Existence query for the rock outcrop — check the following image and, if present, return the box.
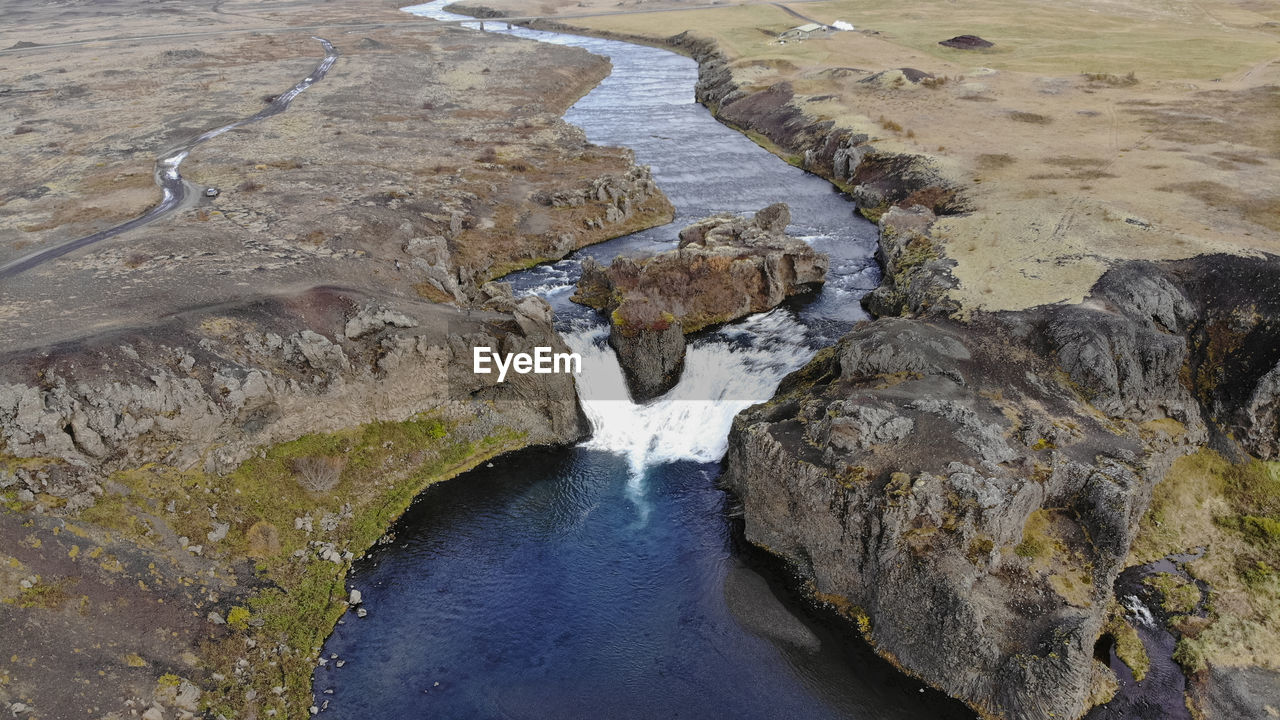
[573,203,827,400]
[939,35,995,50]
[721,253,1280,720]
[862,204,961,318]
[0,286,587,492]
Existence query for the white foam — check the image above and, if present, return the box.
[1122,594,1156,628]
[563,310,810,480]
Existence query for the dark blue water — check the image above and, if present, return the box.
[318,449,973,719]
[314,4,978,718]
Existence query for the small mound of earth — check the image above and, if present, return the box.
[940,35,994,50]
[356,37,387,50]
[7,40,41,49]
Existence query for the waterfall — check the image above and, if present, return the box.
[1122,594,1156,628]
[562,310,813,477]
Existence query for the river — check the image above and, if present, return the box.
[313,4,977,718]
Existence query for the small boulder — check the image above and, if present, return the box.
[752,202,791,234]
[207,522,229,543]
[343,306,418,340]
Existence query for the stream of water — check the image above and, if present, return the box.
[313,4,977,717]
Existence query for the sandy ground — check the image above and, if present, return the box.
[470,0,1280,311]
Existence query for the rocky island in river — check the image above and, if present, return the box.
[573,202,827,400]
[1,0,1278,718]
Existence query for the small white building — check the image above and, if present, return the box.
[781,22,826,40]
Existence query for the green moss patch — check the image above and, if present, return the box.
[1130,450,1280,676]
[1143,572,1201,615]
[57,411,527,718]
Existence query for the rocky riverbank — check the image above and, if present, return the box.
[721,253,1280,719]
[520,19,970,227]
[0,284,587,719]
[572,203,826,400]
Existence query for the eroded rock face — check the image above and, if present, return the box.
[863,205,960,318]
[724,315,1177,720]
[721,253,1280,720]
[0,287,587,495]
[607,319,686,402]
[573,203,827,400]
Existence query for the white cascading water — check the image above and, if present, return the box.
[1122,594,1157,628]
[561,311,810,524]
[562,309,813,474]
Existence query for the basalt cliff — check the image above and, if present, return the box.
[723,215,1280,719]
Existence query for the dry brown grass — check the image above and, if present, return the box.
[1157,181,1280,232]
[78,169,154,195]
[244,521,282,559]
[414,281,455,303]
[1127,87,1280,156]
[976,153,1016,170]
[20,204,123,233]
[1013,508,1095,607]
[291,455,345,493]
[1044,156,1108,168]
[1082,71,1139,86]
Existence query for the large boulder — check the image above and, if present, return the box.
[573,203,827,401]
